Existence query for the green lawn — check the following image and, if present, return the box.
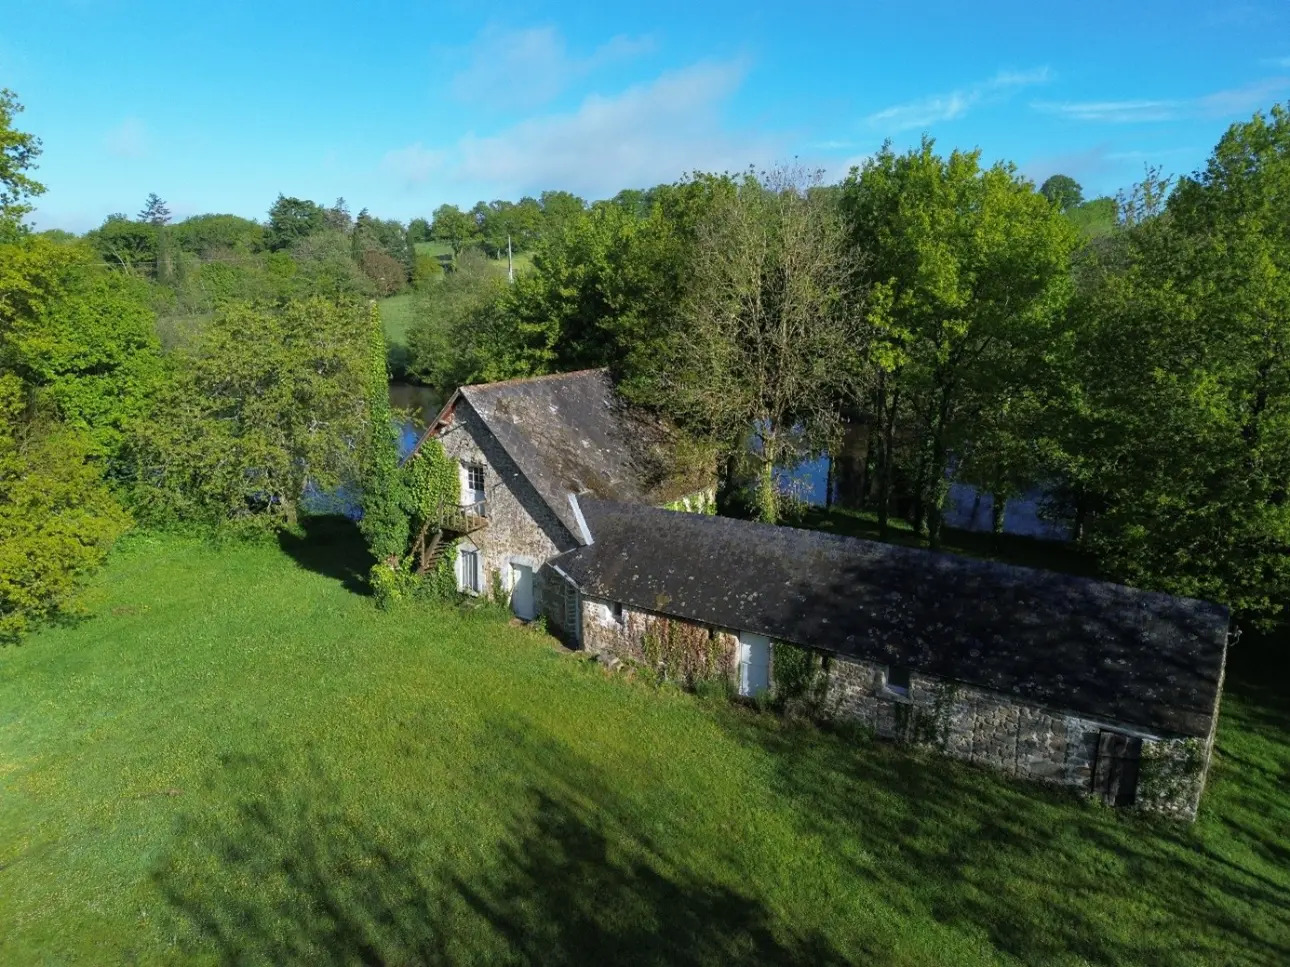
[379,292,419,350]
[1,520,1287,965]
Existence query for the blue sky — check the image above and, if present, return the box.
[5,0,1289,232]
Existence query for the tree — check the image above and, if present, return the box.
[645,168,867,524]
[88,214,157,271]
[1054,106,1290,623]
[325,197,352,233]
[0,238,164,465]
[0,89,45,238]
[1066,196,1117,238]
[0,373,130,641]
[841,139,1078,545]
[1039,174,1084,212]
[405,250,509,389]
[358,248,408,297]
[129,299,372,530]
[430,203,480,256]
[407,217,431,244]
[170,213,264,256]
[539,190,586,227]
[265,194,326,251]
[289,230,374,300]
[138,193,171,225]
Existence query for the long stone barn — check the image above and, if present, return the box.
[547,499,1230,821]
[411,369,1231,821]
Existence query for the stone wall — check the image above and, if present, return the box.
[816,652,1209,821]
[571,595,1211,820]
[579,596,738,684]
[435,399,578,616]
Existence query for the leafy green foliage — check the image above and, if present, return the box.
[128,299,370,531]
[87,215,158,271]
[170,213,264,256]
[0,238,164,464]
[0,374,129,641]
[0,88,44,238]
[1052,105,1290,622]
[1065,197,1116,238]
[359,303,407,567]
[405,251,511,388]
[1039,173,1083,211]
[265,194,327,251]
[430,203,481,256]
[841,138,1079,544]
[138,193,171,226]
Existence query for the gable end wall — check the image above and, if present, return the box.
[435,398,579,612]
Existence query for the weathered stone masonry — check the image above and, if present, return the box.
[574,594,1212,821]
[435,398,578,616]
[817,654,1210,820]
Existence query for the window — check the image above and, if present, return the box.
[612,601,624,625]
[458,547,481,593]
[885,665,911,697]
[465,463,485,499]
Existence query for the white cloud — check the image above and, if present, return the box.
[1033,77,1290,123]
[866,67,1051,132]
[104,117,148,158]
[388,59,782,199]
[450,25,655,109]
[380,143,445,186]
[1032,99,1181,123]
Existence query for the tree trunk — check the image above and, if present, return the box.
[990,491,1006,550]
[877,380,899,538]
[756,429,779,525]
[925,381,953,550]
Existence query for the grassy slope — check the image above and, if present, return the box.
[379,292,419,351]
[1,521,1287,966]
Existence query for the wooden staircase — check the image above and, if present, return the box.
[413,500,489,574]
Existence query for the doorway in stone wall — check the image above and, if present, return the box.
[510,563,535,620]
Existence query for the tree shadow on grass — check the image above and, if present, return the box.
[276,515,375,597]
[154,738,850,966]
[707,633,1290,967]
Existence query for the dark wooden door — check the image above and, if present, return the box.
[1093,731,1142,806]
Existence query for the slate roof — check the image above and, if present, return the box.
[413,369,710,540]
[553,498,1230,738]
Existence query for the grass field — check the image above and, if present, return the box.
[1,520,1287,965]
[379,292,419,350]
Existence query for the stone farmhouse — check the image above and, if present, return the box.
[410,369,1231,821]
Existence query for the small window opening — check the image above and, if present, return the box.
[886,665,911,697]
[612,602,624,625]
[465,463,486,500]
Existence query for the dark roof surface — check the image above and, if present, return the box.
[424,369,708,539]
[554,499,1230,738]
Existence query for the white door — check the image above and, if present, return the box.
[510,564,535,620]
[738,633,771,697]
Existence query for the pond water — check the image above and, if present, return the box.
[388,382,444,457]
[779,452,1071,541]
